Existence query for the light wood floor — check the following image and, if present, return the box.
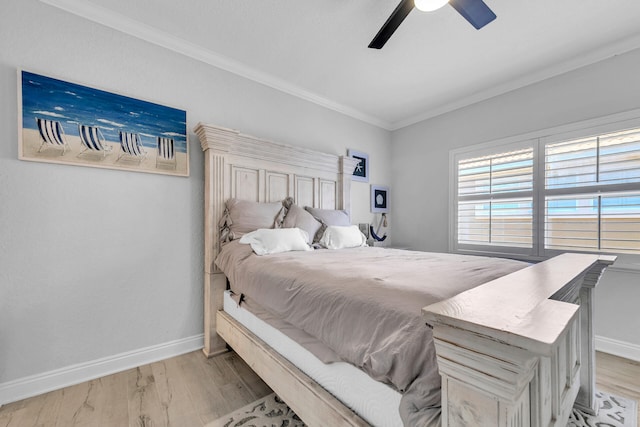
[595,351,640,424]
[0,351,637,426]
[0,351,271,427]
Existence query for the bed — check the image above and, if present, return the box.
[194,122,615,427]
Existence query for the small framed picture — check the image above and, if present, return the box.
[371,185,389,213]
[348,149,369,182]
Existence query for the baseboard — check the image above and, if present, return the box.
[2,333,634,407]
[0,334,204,405]
[596,335,640,362]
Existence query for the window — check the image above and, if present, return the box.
[544,128,640,255]
[457,147,533,252]
[452,120,640,259]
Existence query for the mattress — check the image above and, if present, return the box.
[223,290,403,427]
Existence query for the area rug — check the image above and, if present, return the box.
[208,391,637,427]
[208,393,305,427]
[568,391,637,427]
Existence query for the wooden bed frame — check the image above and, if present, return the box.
[195,122,615,427]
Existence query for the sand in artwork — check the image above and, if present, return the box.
[21,128,188,176]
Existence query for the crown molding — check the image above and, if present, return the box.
[38,0,640,133]
[392,32,640,131]
[39,0,393,130]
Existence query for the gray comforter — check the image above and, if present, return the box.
[216,242,528,426]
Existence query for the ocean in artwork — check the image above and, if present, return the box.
[21,70,187,153]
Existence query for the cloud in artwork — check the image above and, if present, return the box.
[33,110,66,118]
[97,118,125,128]
[162,131,186,138]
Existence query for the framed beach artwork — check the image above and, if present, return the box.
[347,149,369,182]
[18,69,188,176]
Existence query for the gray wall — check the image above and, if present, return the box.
[1,0,638,399]
[391,47,640,355]
[0,0,390,386]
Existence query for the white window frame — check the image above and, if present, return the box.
[449,109,640,264]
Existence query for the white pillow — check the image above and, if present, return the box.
[239,228,312,256]
[319,225,367,250]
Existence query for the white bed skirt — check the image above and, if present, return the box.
[223,290,403,427]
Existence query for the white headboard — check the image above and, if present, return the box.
[194,122,359,355]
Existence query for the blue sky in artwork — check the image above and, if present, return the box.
[21,71,187,153]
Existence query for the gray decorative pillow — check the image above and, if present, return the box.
[282,204,322,245]
[220,198,285,242]
[304,206,351,242]
[304,206,351,226]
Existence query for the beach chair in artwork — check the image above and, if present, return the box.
[35,117,70,154]
[77,124,113,158]
[155,137,176,168]
[117,131,147,163]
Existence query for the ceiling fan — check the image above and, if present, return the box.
[369,0,496,49]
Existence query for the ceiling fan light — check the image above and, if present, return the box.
[414,0,449,12]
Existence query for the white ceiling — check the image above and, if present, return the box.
[42,0,640,130]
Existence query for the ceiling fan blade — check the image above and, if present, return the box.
[368,0,415,49]
[449,0,496,30]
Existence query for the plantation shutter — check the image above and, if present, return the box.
[544,128,640,254]
[456,147,534,250]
